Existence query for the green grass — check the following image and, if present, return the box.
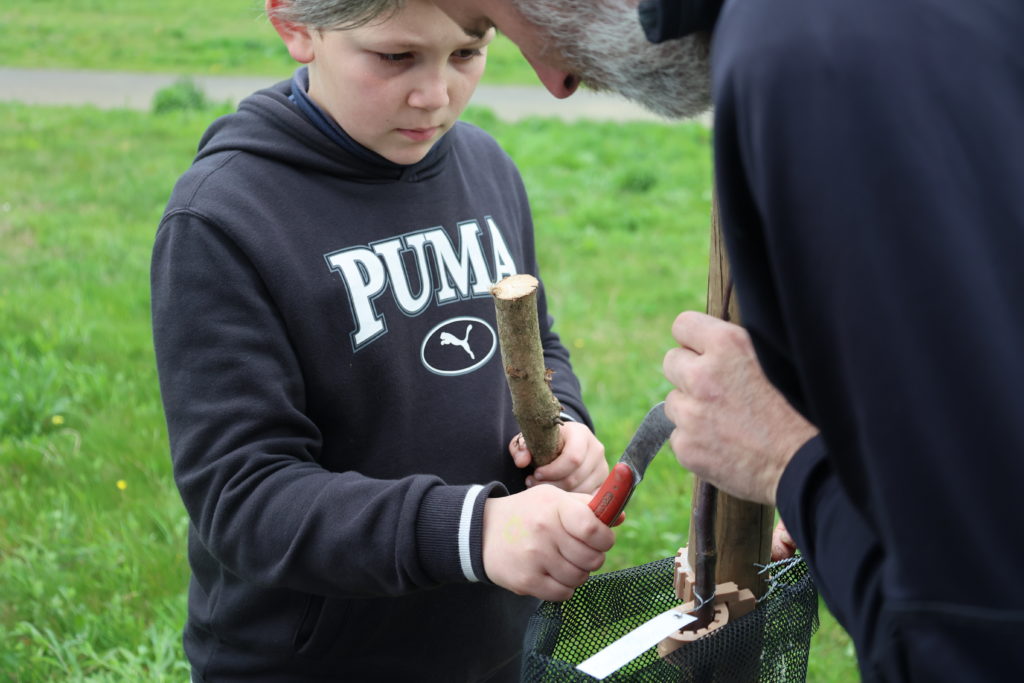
[0,100,857,680]
[0,102,206,680]
[0,0,537,85]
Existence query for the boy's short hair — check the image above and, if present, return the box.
[268,0,404,30]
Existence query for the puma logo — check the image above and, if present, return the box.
[420,316,496,377]
[440,324,475,359]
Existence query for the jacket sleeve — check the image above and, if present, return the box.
[151,210,501,599]
[775,437,883,662]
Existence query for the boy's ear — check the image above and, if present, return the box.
[266,0,315,64]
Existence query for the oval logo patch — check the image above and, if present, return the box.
[420,316,497,376]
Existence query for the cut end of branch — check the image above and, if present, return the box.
[491,273,539,301]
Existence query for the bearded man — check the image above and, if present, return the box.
[430,0,1024,680]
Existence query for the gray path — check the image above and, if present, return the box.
[0,66,710,125]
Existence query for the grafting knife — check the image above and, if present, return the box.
[588,402,675,526]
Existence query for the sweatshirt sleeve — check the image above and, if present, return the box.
[152,210,502,598]
[498,145,592,430]
[775,436,883,660]
[536,279,591,428]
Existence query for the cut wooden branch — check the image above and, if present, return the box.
[491,274,563,467]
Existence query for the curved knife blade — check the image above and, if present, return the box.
[588,402,675,525]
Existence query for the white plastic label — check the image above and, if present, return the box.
[575,608,697,680]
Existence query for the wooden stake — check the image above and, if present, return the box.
[491,274,563,467]
[687,191,775,598]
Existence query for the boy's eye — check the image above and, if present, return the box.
[452,49,483,61]
[376,52,413,64]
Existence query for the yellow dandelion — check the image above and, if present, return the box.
[573,338,585,349]
[116,480,128,491]
[51,415,65,426]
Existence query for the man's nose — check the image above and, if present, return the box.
[521,52,579,99]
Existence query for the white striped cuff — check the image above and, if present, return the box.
[458,484,485,582]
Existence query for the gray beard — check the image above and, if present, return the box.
[515,0,712,119]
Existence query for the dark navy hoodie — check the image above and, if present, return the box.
[151,75,589,681]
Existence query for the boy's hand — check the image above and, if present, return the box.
[509,422,609,494]
[482,485,614,602]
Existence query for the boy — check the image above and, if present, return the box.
[151,0,613,679]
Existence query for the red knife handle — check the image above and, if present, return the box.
[588,462,635,526]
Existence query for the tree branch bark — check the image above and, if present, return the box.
[491,274,563,467]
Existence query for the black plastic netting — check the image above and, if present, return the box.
[522,556,818,682]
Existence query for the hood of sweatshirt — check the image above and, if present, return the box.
[193,74,455,184]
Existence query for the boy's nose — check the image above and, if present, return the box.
[409,74,451,110]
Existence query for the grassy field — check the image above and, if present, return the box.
[0,0,537,85]
[0,98,858,680]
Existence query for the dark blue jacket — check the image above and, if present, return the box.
[650,0,1024,679]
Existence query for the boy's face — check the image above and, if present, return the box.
[286,0,494,165]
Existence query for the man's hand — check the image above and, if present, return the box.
[482,485,614,602]
[509,422,609,494]
[771,519,798,561]
[662,311,818,506]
